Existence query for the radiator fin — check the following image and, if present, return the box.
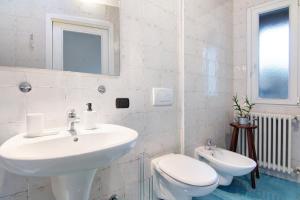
[238,113,292,174]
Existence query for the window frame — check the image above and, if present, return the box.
[46,14,114,74]
[247,0,299,105]
[52,22,109,74]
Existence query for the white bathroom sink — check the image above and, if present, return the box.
[0,124,138,177]
[0,124,138,200]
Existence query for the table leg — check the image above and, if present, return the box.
[250,130,260,178]
[247,130,256,189]
[230,127,239,152]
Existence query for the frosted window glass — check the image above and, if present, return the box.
[63,31,102,74]
[258,8,289,99]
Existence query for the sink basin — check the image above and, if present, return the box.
[0,124,138,176]
[0,124,138,200]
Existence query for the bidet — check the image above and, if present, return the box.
[195,146,256,186]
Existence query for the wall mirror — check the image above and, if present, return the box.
[0,0,120,75]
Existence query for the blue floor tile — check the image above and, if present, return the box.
[194,174,300,200]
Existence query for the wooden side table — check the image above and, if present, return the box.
[230,122,260,189]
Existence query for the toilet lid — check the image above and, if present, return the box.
[158,154,218,186]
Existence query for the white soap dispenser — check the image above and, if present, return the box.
[83,103,97,130]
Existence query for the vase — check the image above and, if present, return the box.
[238,117,249,125]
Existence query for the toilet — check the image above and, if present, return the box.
[151,154,219,200]
[195,146,256,186]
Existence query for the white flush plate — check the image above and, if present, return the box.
[152,88,173,106]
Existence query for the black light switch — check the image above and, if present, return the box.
[116,98,130,109]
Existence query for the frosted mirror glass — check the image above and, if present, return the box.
[63,31,102,74]
[0,0,120,76]
[258,8,289,99]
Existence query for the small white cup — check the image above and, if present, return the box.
[26,113,45,138]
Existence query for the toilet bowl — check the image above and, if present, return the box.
[151,154,219,200]
[195,146,256,186]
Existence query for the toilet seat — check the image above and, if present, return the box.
[156,154,218,187]
[152,154,219,200]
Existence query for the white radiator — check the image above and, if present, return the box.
[238,113,293,173]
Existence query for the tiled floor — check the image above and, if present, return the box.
[195,174,300,200]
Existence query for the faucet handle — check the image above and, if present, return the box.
[206,138,216,150]
[68,109,77,118]
[206,138,214,146]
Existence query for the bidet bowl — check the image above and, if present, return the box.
[195,146,256,186]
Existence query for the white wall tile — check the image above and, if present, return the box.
[0,0,179,199]
[0,87,26,124]
[184,0,233,155]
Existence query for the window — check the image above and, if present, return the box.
[259,8,289,99]
[248,0,298,105]
[63,31,102,74]
[46,14,114,75]
[52,21,109,74]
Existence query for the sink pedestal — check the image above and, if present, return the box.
[51,169,97,200]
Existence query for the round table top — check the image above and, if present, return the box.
[230,122,257,129]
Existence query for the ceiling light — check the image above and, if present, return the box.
[81,0,120,7]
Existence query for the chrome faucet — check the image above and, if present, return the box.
[67,109,80,136]
[206,138,216,151]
